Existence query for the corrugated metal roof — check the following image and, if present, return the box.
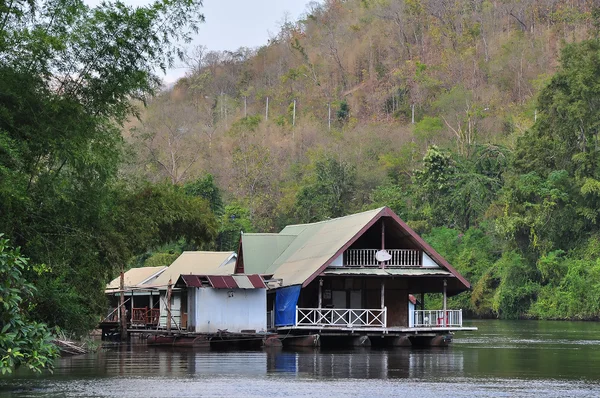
[322,268,453,277]
[177,274,266,289]
[180,274,203,288]
[207,275,236,289]
[151,251,235,288]
[105,266,167,291]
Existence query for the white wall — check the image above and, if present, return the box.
[422,252,440,268]
[159,291,181,328]
[408,301,415,328]
[189,288,266,333]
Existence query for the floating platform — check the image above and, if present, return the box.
[144,330,273,349]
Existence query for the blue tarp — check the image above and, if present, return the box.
[275,285,301,326]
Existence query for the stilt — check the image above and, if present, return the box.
[119,270,127,341]
[443,279,447,326]
[166,279,173,334]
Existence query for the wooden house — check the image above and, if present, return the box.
[105,266,166,327]
[236,207,476,346]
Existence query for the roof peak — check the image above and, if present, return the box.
[283,207,386,229]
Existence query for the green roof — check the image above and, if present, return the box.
[240,233,297,274]
[242,208,384,286]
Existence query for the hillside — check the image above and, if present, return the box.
[123,0,600,320]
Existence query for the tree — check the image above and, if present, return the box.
[295,156,356,223]
[217,204,254,251]
[0,236,58,374]
[184,174,225,216]
[0,0,209,334]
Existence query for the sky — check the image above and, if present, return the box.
[86,0,318,83]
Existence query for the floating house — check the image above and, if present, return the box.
[174,274,267,333]
[149,251,237,330]
[105,266,166,327]
[236,207,476,346]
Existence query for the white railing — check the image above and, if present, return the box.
[344,249,422,267]
[296,306,387,328]
[411,310,462,328]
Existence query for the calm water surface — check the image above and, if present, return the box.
[2,320,600,397]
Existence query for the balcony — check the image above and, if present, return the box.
[296,307,387,328]
[281,307,464,330]
[411,310,462,328]
[344,249,422,267]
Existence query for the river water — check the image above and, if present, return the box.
[2,320,600,397]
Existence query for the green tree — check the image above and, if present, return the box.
[218,204,254,251]
[0,0,208,334]
[295,156,356,223]
[0,236,58,374]
[184,174,225,216]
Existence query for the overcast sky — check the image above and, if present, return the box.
[86,0,318,83]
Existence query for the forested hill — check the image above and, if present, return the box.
[126,0,600,321]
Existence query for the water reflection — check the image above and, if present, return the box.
[3,320,600,397]
[268,348,464,379]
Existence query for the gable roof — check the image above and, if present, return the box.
[105,266,167,291]
[239,233,297,274]
[150,251,236,288]
[237,207,470,292]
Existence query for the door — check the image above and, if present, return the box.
[349,290,363,325]
[332,290,346,324]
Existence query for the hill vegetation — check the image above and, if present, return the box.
[126,0,600,320]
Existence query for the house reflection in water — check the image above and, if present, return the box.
[267,349,465,379]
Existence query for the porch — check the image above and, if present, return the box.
[277,307,473,333]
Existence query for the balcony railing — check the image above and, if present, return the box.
[131,307,160,326]
[411,310,462,328]
[344,249,422,267]
[296,306,387,328]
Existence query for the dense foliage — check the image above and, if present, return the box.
[0,0,215,372]
[0,236,58,374]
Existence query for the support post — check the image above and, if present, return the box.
[380,221,385,269]
[166,279,173,334]
[130,291,135,323]
[381,281,385,309]
[318,278,323,309]
[119,270,127,341]
[443,279,447,327]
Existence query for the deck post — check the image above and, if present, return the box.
[380,221,385,269]
[318,278,323,309]
[443,279,447,327]
[381,281,385,309]
[119,270,127,341]
[166,279,172,333]
[130,291,134,323]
